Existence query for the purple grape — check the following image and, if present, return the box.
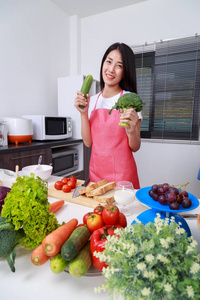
[152,193,159,201]
[166,192,177,203]
[157,186,166,195]
[179,190,188,198]
[169,187,179,195]
[169,202,179,210]
[182,197,192,208]
[152,184,159,192]
[149,189,154,197]
[162,183,170,191]
[158,195,167,205]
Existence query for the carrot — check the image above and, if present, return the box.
[42,218,78,256]
[49,200,65,213]
[31,244,51,266]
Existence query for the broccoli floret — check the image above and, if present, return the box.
[108,92,145,127]
[0,215,24,272]
[0,228,18,257]
[0,216,24,257]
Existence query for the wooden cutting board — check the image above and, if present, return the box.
[48,180,115,208]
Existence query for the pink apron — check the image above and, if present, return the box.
[89,90,140,189]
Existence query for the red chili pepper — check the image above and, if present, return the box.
[90,227,115,271]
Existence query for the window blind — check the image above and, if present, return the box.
[132,35,200,141]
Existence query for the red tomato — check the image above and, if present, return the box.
[117,213,127,228]
[67,180,76,189]
[54,181,64,190]
[69,176,77,183]
[94,204,104,216]
[61,177,69,184]
[83,212,93,224]
[62,184,72,193]
[87,213,104,232]
[104,224,122,230]
[102,204,120,225]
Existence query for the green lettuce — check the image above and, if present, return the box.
[1,174,59,249]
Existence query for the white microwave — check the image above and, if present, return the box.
[23,115,72,140]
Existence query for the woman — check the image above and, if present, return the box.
[74,43,142,189]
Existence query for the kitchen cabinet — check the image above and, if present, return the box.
[0,139,88,179]
[0,148,52,172]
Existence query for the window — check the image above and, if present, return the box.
[132,35,200,141]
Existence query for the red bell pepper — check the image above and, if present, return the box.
[90,227,115,271]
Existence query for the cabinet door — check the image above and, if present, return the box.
[0,148,52,172]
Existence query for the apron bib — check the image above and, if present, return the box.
[89,91,140,189]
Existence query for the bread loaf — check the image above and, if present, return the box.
[93,189,115,203]
[79,179,108,195]
[87,182,116,197]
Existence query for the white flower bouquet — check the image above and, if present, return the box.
[94,214,200,300]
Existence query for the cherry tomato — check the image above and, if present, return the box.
[117,212,127,228]
[87,213,104,232]
[83,212,93,224]
[62,184,72,193]
[69,176,77,183]
[102,204,120,225]
[67,180,76,189]
[94,204,104,216]
[61,177,69,184]
[54,181,64,190]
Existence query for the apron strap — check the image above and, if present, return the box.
[93,88,123,111]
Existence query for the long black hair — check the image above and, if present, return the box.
[100,42,137,93]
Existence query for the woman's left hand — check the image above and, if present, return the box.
[120,108,139,132]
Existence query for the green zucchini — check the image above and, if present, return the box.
[68,241,92,278]
[61,226,91,261]
[79,74,93,109]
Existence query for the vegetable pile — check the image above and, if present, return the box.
[108,92,145,127]
[1,178,128,277]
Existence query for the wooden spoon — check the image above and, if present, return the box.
[15,165,19,179]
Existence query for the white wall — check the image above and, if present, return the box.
[0,0,70,118]
[80,0,200,197]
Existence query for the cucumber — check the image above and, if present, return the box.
[79,74,93,109]
[50,253,69,274]
[61,226,91,261]
[68,242,92,278]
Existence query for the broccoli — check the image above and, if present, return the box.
[108,92,145,127]
[0,215,24,272]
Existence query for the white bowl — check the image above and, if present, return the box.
[22,165,53,181]
[1,178,16,188]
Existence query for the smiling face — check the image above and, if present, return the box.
[102,49,124,90]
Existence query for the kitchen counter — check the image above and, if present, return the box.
[0,176,200,300]
[0,138,83,154]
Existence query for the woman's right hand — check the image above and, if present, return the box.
[74,91,90,113]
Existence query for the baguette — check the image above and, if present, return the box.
[87,182,116,197]
[79,179,108,195]
[93,189,115,203]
